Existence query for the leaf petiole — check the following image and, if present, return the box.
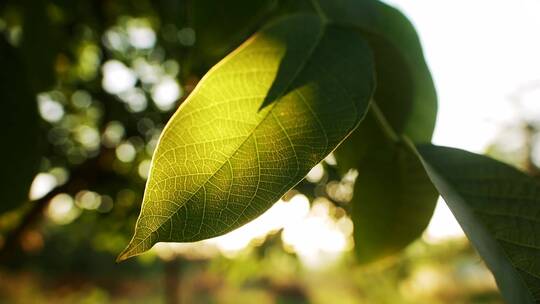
[370,101,400,143]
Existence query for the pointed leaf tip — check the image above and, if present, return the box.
[116,244,137,263]
[115,249,130,263]
[115,252,128,263]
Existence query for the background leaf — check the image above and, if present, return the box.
[418,144,540,304]
[318,0,439,263]
[118,14,375,261]
[317,0,437,141]
[341,114,438,263]
[0,37,42,213]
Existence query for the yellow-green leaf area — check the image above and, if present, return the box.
[118,14,375,261]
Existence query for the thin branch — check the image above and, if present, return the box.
[370,102,400,143]
[310,0,328,22]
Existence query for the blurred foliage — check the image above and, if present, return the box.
[0,238,503,303]
[0,35,42,213]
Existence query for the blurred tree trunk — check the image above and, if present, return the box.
[164,258,182,304]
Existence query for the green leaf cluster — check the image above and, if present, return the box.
[108,1,540,302]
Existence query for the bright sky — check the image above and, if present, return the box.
[385,0,540,240]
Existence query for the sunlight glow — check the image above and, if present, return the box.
[102,121,125,148]
[102,60,137,94]
[138,159,151,179]
[116,142,136,163]
[423,198,464,243]
[38,94,64,123]
[49,167,69,186]
[324,152,337,166]
[152,194,353,268]
[75,125,100,151]
[29,173,57,200]
[153,195,309,260]
[282,198,353,269]
[127,24,156,49]
[385,0,540,152]
[305,163,324,183]
[151,77,181,111]
[211,194,310,256]
[103,27,129,52]
[75,190,101,210]
[133,58,161,84]
[119,87,148,112]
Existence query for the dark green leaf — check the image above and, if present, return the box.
[118,14,375,261]
[318,0,438,263]
[418,144,540,304]
[336,111,437,263]
[171,0,279,76]
[316,0,437,140]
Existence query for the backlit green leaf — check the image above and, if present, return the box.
[418,145,540,304]
[0,37,42,213]
[118,14,375,261]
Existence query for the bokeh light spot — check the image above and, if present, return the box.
[151,77,181,111]
[127,23,156,49]
[38,94,64,123]
[138,159,151,179]
[47,193,81,225]
[102,121,125,148]
[102,60,137,94]
[29,173,57,200]
[116,142,137,162]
